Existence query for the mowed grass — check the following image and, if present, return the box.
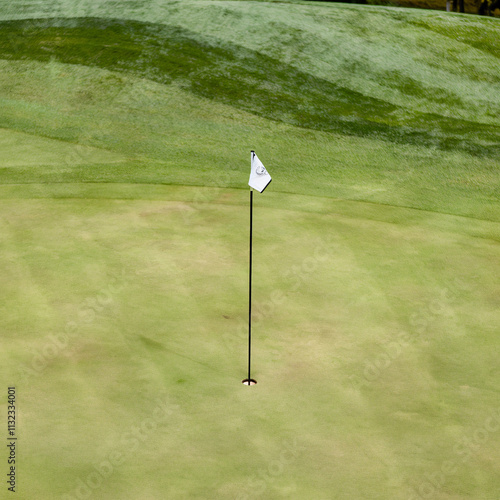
[0,1,499,499]
[3,192,499,499]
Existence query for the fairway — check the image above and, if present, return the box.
[0,1,499,499]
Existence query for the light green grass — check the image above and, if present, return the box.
[3,194,498,499]
[0,1,499,499]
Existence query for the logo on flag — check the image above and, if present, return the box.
[249,151,272,193]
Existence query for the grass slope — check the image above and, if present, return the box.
[0,1,499,499]
[1,15,499,158]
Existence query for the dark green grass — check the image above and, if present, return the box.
[410,15,500,59]
[1,17,500,157]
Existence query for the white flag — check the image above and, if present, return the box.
[248,151,272,193]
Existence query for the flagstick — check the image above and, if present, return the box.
[248,188,253,384]
[243,188,256,385]
[243,148,268,387]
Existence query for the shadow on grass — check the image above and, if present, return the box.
[0,17,499,158]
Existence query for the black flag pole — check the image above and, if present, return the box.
[247,188,254,383]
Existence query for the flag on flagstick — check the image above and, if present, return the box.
[249,151,272,193]
[243,150,272,387]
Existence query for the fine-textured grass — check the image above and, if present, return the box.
[0,1,499,500]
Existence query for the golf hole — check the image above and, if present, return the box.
[242,378,257,386]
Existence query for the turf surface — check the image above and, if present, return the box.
[0,1,499,499]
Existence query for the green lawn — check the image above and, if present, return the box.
[0,1,499,499]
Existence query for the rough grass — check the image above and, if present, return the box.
[0,1,499,499]
[0,60,498,221]
[1,11,500,157]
